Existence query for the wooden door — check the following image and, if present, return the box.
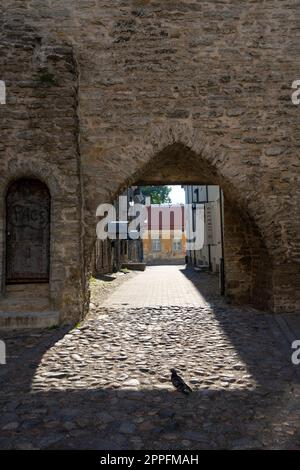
[6,179,50,283]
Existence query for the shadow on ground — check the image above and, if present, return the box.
[0,268,299,450]
[1,387,299,450]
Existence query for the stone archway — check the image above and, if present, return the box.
[0,1,299,327]
[129,141,274,311]
[83,131,276,315]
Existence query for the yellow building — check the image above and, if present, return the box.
[142,205,186,264]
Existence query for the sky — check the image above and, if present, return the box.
[169,185,185,204]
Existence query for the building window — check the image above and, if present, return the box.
[173,240,182,252]
[152,239,161,252]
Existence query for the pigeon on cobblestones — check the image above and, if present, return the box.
[170,368,193,395]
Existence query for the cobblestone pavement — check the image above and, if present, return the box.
[89,270,138,313]
[102,265,223,308]
[0,268,299,450]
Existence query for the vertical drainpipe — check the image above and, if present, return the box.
[192,185,196,266]
[116,198,120,271]
[205,185,212,271]
[219,187,225,295]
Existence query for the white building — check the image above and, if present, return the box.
[183,185,224,274]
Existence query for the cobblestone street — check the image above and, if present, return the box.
[0,266,299,450]
[102,265,223,308]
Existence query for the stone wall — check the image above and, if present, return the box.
[0,31,85,323]
[0,1,299,321]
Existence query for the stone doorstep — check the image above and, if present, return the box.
[5,283,50,298]
[0,310,59,329]
[0,284,51,312]
[121,262,146,271]
[0,300,51,312]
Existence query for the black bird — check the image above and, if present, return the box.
[170,368,193,395]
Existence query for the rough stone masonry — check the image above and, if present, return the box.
[0,1,299,324]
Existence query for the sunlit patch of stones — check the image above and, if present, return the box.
[0,304,298,450]
[32,306,260,392]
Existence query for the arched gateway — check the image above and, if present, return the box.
[0,1,299,326]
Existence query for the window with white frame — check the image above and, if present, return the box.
[172,239,182,252]
[152,239,161,252]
